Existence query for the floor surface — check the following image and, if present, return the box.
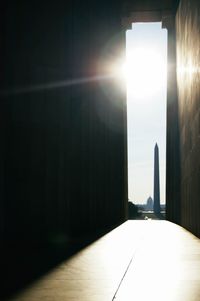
[6,221,200,301]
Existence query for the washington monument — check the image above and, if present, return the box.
[153,143,161,214]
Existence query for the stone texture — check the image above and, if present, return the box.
[176,0,200,237]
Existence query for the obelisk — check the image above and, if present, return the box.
[153,143,161,214]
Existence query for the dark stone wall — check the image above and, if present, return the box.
[0,0,128,245]
[166,15,181,225]
[176,0,200,237]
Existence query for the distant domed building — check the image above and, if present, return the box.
[146,196,153,211]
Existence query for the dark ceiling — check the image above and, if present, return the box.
[124,0,179,13]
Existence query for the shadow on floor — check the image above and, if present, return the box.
[1,226,116,300]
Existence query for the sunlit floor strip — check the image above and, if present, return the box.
[115,221,200,301]
[7,221,200,301]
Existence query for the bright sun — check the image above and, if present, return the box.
[123,47,166,100]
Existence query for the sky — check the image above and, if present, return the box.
[126,22,167,205]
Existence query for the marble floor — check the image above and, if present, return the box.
[5,221,200,301]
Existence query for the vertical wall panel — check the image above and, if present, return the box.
[166,17,181,224]
[0,0,127,245]
[176,0,200,237]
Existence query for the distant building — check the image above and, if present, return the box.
[146,196,153,211]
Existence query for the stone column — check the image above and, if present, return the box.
[163,14,181,224]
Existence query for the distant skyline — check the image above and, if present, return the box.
[126,22,167,204]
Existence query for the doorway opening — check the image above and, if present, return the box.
[126,22,167,220]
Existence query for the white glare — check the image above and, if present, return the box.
[124,47,166,100]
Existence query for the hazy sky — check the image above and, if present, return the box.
[126,23,167,204]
